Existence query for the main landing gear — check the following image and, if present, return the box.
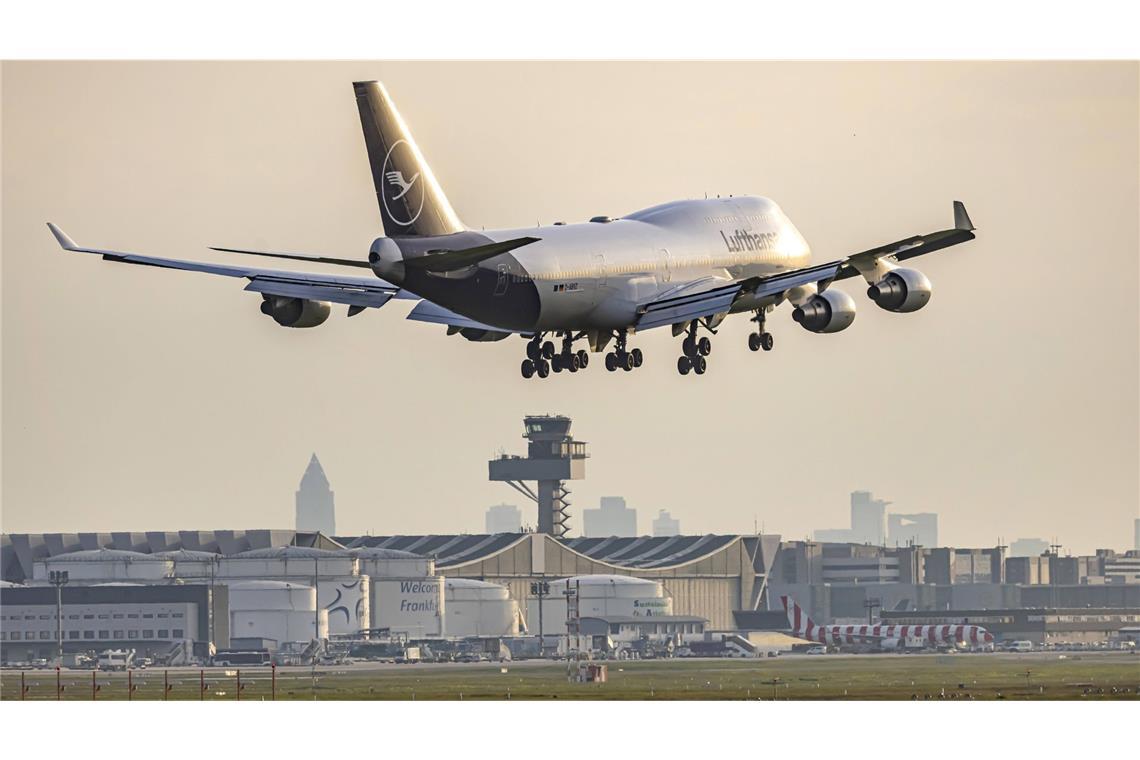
[521,332,591,379]
[604,331,643,373]
[748,309,775,353]
[676,320,713,376]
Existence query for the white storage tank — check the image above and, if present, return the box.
[317,577,370,636]
[32,549,172,584]
[444,578,519,637]
[525,575,672,633]
[228,580,328,644]
[353,547,443,636]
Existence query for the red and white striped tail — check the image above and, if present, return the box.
[781,595,817,640]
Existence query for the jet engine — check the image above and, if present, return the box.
[792,289,856,333]
[260,296,332,328]
[867,268,932,313]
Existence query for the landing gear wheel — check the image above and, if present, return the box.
[541,341,555,360]
[521,359,536,378]
[760,332,774,351]
[693,355,707,375]
[622,352,635,371]
[536,359,550,378]
[576,349,589,369]
[677,356,692,375]
[551,354,563,373]
[605,353,618,372]
[568,353,581,372]
[748,333,762,352]
[631,348,643,367]
[682,336,697,358]
[527,341,541,361]
[698,336,712,356]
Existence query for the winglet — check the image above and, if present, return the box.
[953,201,975,232]
[47,222,79,251]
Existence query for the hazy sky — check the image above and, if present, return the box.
[2,62,1137,553]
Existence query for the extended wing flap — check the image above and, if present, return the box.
[245,278,397,309]
[635,280,742,331]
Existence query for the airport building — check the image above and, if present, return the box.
[0,583,225,664]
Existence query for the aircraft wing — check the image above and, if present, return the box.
[48,223,402,311]
[635,261,842,331]
[405,299,522,333]
[833,200,976,281]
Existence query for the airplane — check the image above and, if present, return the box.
[780,595,994,651]
[48,80,977,379]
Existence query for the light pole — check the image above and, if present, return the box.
[49,570,69,665]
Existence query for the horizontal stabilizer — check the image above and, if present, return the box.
[403,237,540,273]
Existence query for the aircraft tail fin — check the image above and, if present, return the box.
[353,81,465,238]
[780,595,817,638]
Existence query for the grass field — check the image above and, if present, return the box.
[3,652,1138,701]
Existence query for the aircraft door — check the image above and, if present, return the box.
[493,263,509,296]
[658,248,672,284]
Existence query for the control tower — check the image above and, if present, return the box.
[488,415,588,537]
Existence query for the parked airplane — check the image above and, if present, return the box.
[781,595,994,650]
[49,81,977,379]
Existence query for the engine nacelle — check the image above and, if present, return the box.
[260,296,332,328]
[792,289,856,333]
[867,268,932,313]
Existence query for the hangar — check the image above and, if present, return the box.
[341,533,781,629]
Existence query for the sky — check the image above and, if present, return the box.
[2,61,1137,554]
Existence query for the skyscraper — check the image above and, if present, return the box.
[850,491,888,545]
[1010,538,1051,557]
[888,513,938,547]
[485,503,522,534]
[295,453,335,536]
[652,509,680,537]
[582,496,637,537]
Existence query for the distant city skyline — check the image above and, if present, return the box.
[296,453,335,536]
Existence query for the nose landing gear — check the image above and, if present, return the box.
[748,309,774,352]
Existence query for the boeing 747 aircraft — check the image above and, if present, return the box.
[49,81,977,379]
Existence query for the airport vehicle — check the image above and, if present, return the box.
[805,646,829,655]
[1007,640,1035,652]
[48,81,977,379]
[211,649,272,667]
[781,596,995,651]
[97,649,134,671]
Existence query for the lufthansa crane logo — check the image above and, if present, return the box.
[381,139,425,227]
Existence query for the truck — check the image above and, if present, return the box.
[97,649,134,671]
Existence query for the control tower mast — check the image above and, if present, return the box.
[488,415,588,537]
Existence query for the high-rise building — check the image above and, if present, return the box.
[652,510,680,537]
[582,496,637,537]
[850,491,888,545]
[1009,538,1050,557]
[485,504,522,534]
[888,513,938,547]
[295,453,335,536]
